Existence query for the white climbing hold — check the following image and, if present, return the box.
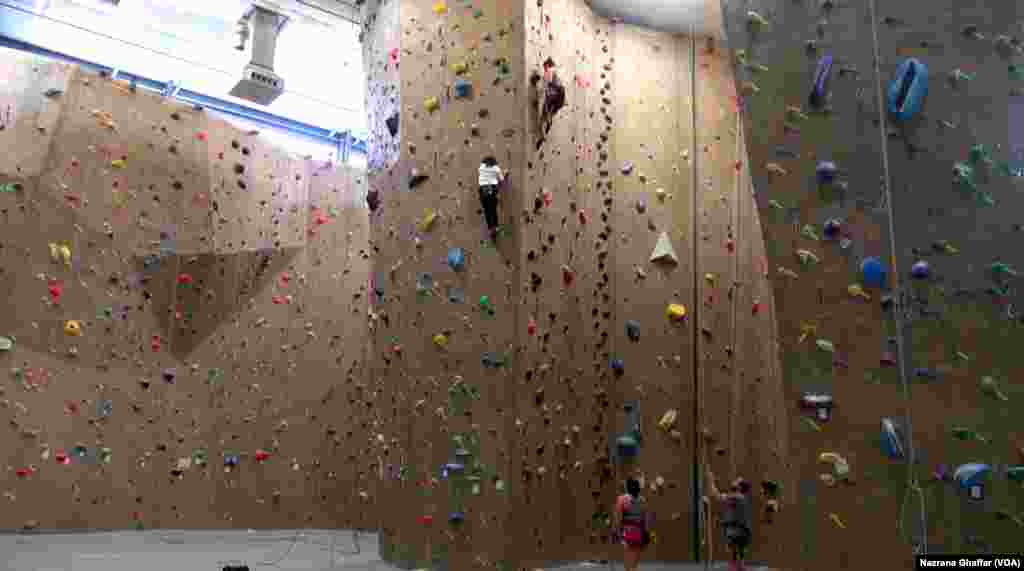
[650,232,678,265]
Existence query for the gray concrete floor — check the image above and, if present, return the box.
[0,530,772,571]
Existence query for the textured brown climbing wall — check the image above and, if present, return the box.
[0,59,375,531]
[717,0,1024,568]
[365,0,526,568]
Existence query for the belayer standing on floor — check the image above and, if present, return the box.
[706,467,753,571]
[531,57,567,150]
[478,155,504,240]
[613,477,650,571]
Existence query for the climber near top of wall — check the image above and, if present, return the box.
[613,477,651,571]
[478,155,505,241]
[531,57,567,150]
[706,467,753,571]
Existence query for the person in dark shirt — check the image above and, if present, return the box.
[531,57,566,150]
[706,467,752,571]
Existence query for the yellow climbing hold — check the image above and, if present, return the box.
[110,159,126,169]
[704,273,716,284]
[847,284,870,300]
[418,208,438,232]
[747,11,770,29]
[63,320,82,337]
[666,304,687,321]
[786,105,809,121]
[798,322,817,343]
[657,409,678,431]
[424,96,440,113]
[819,452,850,477]
[432,333,449,348]
[828,513,846,529]
[49,242,72,267]
[432,1,447,15]
[451,62,468,75]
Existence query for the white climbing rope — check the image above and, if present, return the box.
[866,0,928,556]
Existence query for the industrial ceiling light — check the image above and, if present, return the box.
[228,3,288,105]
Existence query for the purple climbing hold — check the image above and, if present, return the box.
[911,260,930,279]
[823,218,841,239]
[162,368,176,383]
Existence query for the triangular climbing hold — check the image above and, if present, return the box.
[650,232,678,264]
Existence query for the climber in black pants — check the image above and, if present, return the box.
[478,156,504,240]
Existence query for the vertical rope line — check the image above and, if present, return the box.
[689,23,704,565]
[729,63,742,486]
[866,0,926,556]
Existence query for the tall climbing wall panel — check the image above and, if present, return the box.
[365,0,527,568]
[0,58,375,531]
[363,0,789,568]
[718,0,1024,568]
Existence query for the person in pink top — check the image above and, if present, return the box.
[612,478,649,571]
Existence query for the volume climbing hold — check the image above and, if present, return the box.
[888,59,928,122]
[809,55,833,108]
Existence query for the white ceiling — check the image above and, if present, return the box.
[9,0,367,132]
[587,0,723,38]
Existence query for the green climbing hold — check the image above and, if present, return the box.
[0,336,13,352]
[979,376,1009,401]
[815,339,835,352]
[1007,466,1024,483]
[951,426,987,443]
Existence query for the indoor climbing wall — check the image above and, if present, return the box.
[718,0,1024,568]
[0,58,376,531]
[364,0,790,568]
[364,0,526,568]
[694,2,792,563]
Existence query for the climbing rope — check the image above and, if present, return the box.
[867,0,928,556]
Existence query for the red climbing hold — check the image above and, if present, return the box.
[254,449,271,463]
[176,273,193,285]
[15,468,32,478]
[726,239,735,253]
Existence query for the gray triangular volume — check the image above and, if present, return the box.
[650,231,678,264]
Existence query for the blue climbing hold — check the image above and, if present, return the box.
[611,358,625,375]
[910,260,930,279]
[454,79,472,99]
[953,463,991,495]
[447,248,465,271]
[888,58,928,122]
[816,161,838,184]
[861,257,887,288]
[880,418,905,460]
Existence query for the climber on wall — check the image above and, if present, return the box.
[531,57,566,150]
[613,477,650,571]
[478,155,505,240]
[705,467,753,571]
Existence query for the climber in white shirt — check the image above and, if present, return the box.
[478,156,505,240]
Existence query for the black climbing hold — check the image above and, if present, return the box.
[386,112,399,137]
